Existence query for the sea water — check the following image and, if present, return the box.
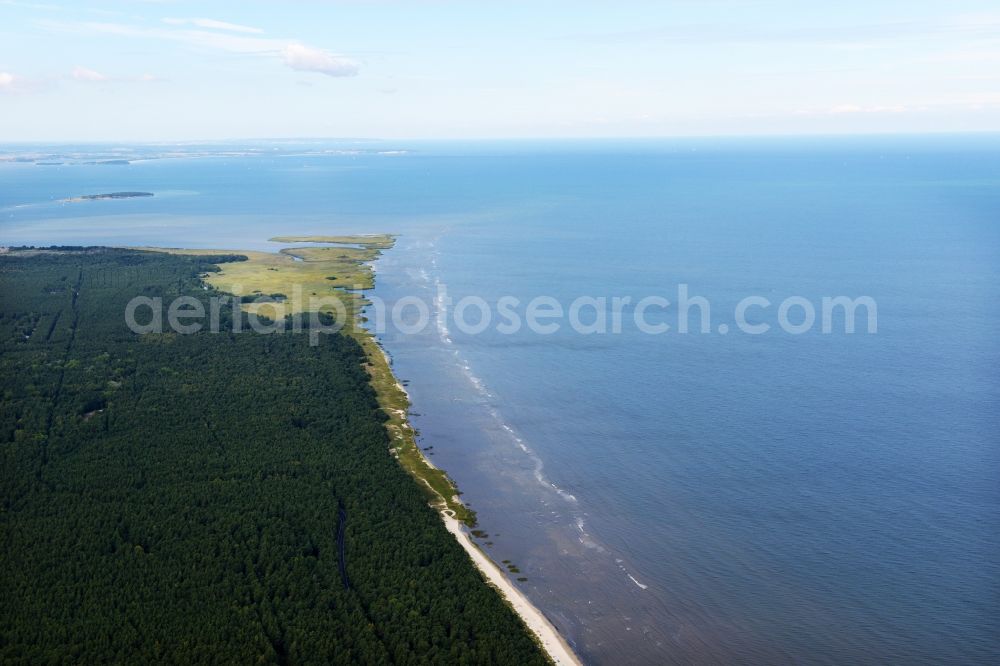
[2,136,998,664]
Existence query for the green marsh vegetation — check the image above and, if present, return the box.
[144,236,476,526]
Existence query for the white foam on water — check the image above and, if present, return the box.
[627,575,649,590]
[615,558,649,590]
[490,408,579,505]
[433,277,452,345]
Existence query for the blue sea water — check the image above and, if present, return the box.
[2,137,999,664]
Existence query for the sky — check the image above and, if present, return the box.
[1,0,999,141]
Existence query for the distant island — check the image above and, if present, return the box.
[63,191,154,202]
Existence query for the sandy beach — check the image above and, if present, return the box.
[352,263,581,664]
[440,511,582,665]
[379,347,582,664]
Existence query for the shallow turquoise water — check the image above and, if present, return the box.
[3,137,998,663]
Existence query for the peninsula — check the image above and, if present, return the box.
[0,244,550,663]
[142,235,581,665]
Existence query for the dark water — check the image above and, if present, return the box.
[3,137,998,664]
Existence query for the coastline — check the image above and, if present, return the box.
[144,237,582,666]
[372,339,582,666]
[353,245,581,665]
[440,510,582,666]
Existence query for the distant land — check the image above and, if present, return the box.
[62,192,154,203]
[0,142,411,167]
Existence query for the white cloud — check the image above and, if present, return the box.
[802,94,1000,117]
[162,17,263,34]
[923,48,1000,64]
[42,21,360,78]
[72,65,107,82]
[829,104,907,115]
[0,71,32,94]
[169,29,281,54]
[0,0,58,10]
[282,44,358,77]
[949,11,1000,31]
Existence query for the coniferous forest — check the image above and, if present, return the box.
[0,249,546,665]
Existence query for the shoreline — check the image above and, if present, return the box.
[371,339,582,665]
[144,238,582,665]
[440,509,582,665]
[356,248,582,665]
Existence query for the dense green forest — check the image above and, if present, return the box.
[0,249,546,665]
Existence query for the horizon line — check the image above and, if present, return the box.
[3,129,1000,146]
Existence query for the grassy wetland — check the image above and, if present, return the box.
[144,235,476,526]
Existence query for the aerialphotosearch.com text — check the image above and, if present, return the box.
[125,283,878,344]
